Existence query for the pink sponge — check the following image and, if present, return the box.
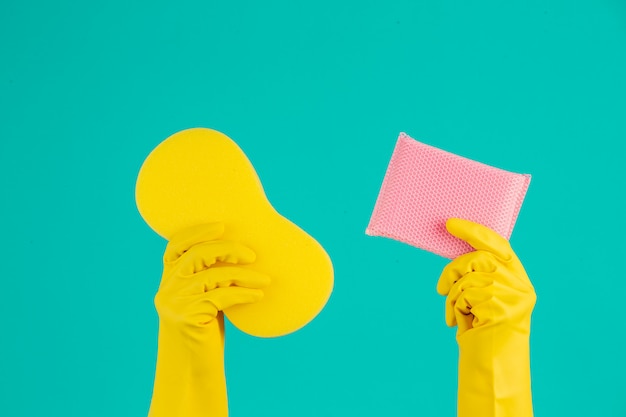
[366,133,531,259]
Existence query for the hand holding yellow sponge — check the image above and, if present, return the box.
[437,218,536,417]
[136,128,334,337]
[149,223,268,417]
[137,128,334,417]
[155,222,270,336]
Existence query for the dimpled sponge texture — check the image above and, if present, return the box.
[366,133,531,259]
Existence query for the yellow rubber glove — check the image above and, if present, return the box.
[437,218,536,417]
[148,223,270,417]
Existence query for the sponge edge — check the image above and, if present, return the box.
[135,128,334,337]
[366,133,531,259]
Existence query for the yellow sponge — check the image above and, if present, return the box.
[135,128,333,337]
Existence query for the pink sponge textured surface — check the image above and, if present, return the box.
[366,133,531,259]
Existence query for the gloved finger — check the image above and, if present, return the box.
[455,286,496,330]
[183,293,220,326]
[445,272,493,327]
[456,310,474,335]
[194,266,271,292]
[164,223,225,263]
[205,287,264,311]
[176,240,256,276]
[446,218,513,261]
[437,251,498,296]
[173,267,270,296]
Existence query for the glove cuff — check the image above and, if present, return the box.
[457,325,533,417]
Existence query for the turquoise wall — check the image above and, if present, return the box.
[1,1,624,416]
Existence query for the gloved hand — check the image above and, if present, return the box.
[437,218,536,417]
[149,223,270,417]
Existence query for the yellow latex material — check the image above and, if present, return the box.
[135,128,333,337]
[148,223,269,417]
[437,218,536,417]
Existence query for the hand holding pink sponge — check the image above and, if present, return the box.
[366,133,531,258]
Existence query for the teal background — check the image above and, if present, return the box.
[1,1,624,416]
